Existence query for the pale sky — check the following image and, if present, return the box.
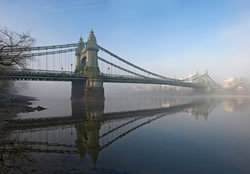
[1,0,250,82]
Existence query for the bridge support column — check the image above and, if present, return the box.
[192,87,213,94]
[71,80,85,100]
[71,79,104,106]
[84,77,104,101]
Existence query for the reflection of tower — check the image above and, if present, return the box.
[85,119,101,165]
[223,98,250,112]
[75,122,88,158]
[185,99,218,121]
[72,92,104,165]
[75,119,101,165]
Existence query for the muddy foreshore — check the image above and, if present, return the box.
[0,93,45,136]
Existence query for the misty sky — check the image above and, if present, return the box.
[1,0,250,82]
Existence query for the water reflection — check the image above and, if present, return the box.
[1,96,250,173]
[223,97,250,112]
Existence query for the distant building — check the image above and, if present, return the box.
[223,78,237,89]
[223,77,249,92]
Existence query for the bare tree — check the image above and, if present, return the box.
[0,27,35,70]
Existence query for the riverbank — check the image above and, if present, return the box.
[0,93,45,137]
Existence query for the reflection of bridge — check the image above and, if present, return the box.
[2,98,217,165]
[0,30,220,96]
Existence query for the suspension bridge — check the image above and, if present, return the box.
[0,30,220,96]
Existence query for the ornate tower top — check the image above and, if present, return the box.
[75,36,85,56]
[79,35,83,42]
[88,29,96,41]
[86,29,98,50]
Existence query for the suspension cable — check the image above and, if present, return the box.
[38,50,41,70]
[70,52,73,73]
[98,56,148,78]
[22,48,76,57]
[53,53,55,70]
[46,48,48,71]
[98,45,178,81]
[2,43,78,52]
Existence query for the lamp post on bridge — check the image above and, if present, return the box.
[108,67,110,75]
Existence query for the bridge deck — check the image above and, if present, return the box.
[0,69,204,88]
[102,74,203,88]
[0,69,85,81]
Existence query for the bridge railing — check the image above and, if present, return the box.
[0,68,83,77]
[101,72,206,88]
[101,73,193,82]
[100,73,147,79]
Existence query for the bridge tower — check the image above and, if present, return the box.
[75,36,85,73]
[82,30,103,99]
[203,70,212,92]
[81,30,100,76]
[72,30,104,101]
[204,70,209,85]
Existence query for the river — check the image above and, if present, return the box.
[1,81,250,174]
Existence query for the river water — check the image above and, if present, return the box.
[1,82,250,174]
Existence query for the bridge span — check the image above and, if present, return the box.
[0,69,205,88]
[0,30,220,95]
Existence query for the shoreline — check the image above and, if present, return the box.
[0,93,45,136]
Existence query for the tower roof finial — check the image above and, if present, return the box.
[76,34,85,56]
[90,28,94,36]
[88,28,96,42]
[79,34,83,43]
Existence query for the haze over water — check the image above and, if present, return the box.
[1,82,250,174]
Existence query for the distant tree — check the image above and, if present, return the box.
[0,27,35,70]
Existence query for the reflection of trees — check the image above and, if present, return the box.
[0,138,33,174]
